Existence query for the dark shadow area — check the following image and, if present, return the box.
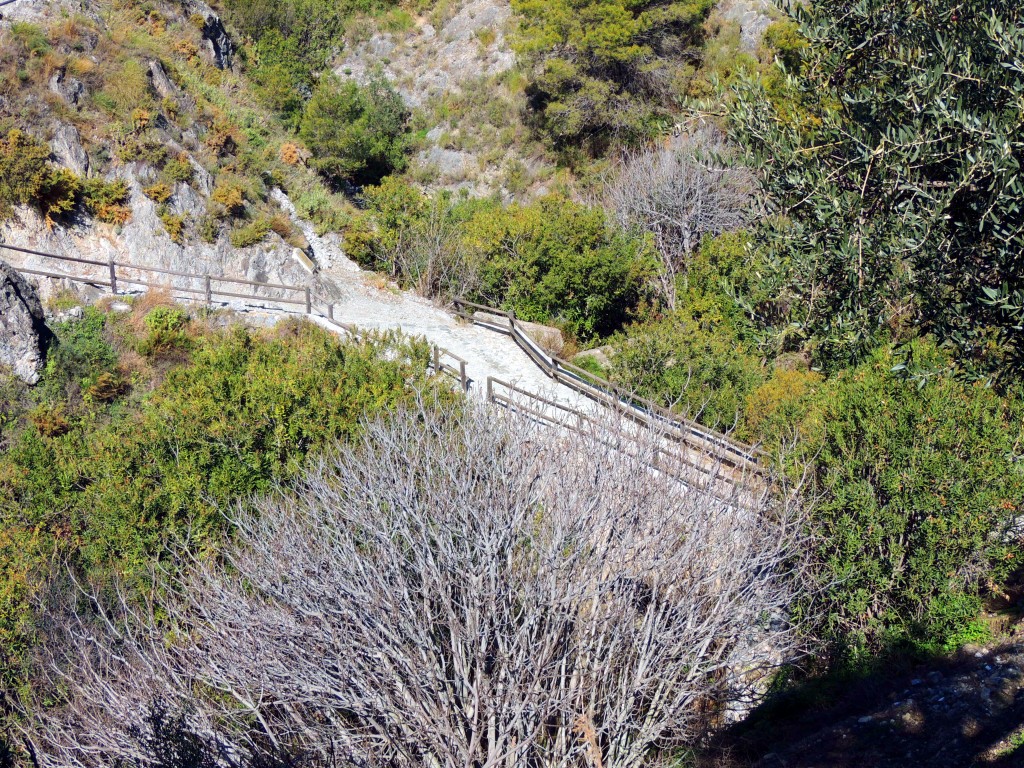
[699,644,1024,767]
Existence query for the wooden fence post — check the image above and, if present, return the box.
[460,361,467,391]
[433,345,440,374]
[328,303,334,321]
[205,275,212,307]
[304,287,312,315]
[487,377,493,403]
[108,257,117,295]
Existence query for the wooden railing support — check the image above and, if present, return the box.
[108,257,117,295]
[304,286,312,315]
[204,274,212,307]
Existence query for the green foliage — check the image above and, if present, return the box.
[300,75,410,186]
[161,155,195,184]
[761,342,1024,651]
[729,0,1024,378]
[353,181,657,342]
[138,307,191,358]
[9,22,51,58]
[466,195,657,341]
[81,178,132,225]
[249,29,313,125]
[0,312,435,687]
[37,307,119,406]
[229,216,271,248]
[609,301,766,430]
[0,130,77,223]
[513,0,714,155]
[159,211,187,244]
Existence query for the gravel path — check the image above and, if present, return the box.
[305,248,600,415]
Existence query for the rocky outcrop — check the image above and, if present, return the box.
[335,0,515,108]
[717,0,775,53]
[147,59,179,101]
[48,68,87,108]
[182,1,234,69]
[50,123,90,177]
[0,260,50,385]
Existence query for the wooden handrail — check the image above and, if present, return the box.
[453,297,762,467]
[485,376,763,504]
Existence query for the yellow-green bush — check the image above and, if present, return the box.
[0,308,437,691]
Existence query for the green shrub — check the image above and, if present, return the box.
[512,0,714,155]
[465,194,658,342]
[38,307,119,405]
[0,315,435,688]
[159,211,187,244]
[609,303,766,429]
[138,307,191,358]
[144,182,173,203]
[775,342,1024,652]
[161,155,195,184]
[299,75,410,186]
[229,217,271,248]
[0,130,82,223]
[81,178,132,225]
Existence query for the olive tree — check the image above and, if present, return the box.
[729,0,1024,375]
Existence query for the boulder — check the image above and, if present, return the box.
[0,261,51,384]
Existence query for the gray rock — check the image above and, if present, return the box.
[0,260,51,385]
[50,123,90,177]
[148,59,179,100]
[184,0,234,69]
[48,68,87,107]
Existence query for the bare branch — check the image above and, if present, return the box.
[22,400,810,768]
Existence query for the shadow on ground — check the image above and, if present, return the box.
[701,643,1024,768]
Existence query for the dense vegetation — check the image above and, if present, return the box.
[728,0,1024,378]
[0,300,436,696]
[2,0,1024,763]
[513,0,714,157]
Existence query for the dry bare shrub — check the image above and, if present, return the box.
[602,128,754,309]
[279,142,303,166]
[21,400,809,768]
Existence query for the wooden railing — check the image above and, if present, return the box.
[0,242,479,392]
[0,241,355,327]
[485,376,765,504]
[455,298,762,473]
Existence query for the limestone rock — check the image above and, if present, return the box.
[0,260,51,384]
[148,59,179,100]
[50,123,90,177]
[473,311,564,357]
[48,68,87,108]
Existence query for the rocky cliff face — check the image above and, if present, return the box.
[0,259,51,384]
[0,0,343,304]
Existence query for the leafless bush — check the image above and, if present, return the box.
[22,400,808,768]
[602,128,754,309]
[377,196,479,301]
